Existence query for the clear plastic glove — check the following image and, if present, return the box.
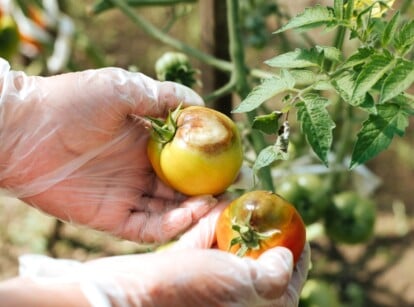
[18,203,311,307]
[0,58,217,243]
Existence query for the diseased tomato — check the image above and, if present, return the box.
[147,105,243,196]
[324,191,376,244]
[216,190,306,264]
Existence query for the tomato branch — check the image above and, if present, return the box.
[227,0,274,192]
[106,0,273,83]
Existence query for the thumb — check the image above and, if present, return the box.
[171,200,229,249]
[250,247,294,300]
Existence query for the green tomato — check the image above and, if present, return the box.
[154,51,197,88]
[300,279,341,307]
[277,174,328,225]
[324,191,376,244]
[0,15,20,60]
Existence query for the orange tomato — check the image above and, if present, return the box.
[216,190,306,264]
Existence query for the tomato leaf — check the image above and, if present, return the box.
[265,48,321,68]
[352,54,395,103]
[274,5,336,34]
[381,11,400,47]
[296,94,335,166]
[380,59,414,103]
[315,45,343,63]
[233,71,295,113]
[252,112,282,135]
[290,69,318,87]
[394,20,414,54]
[341,47,373,69]
[350,103,409,169]
[253,145,288,174]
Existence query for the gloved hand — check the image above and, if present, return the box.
[18,202,311,307]
[0,58,216,243]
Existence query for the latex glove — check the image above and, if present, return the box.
[0,58,216,243]
[18,203,311,307]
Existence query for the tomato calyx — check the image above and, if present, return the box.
[230,213,281,257]
[146,104,182,144]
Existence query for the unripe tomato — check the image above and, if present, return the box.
[324,191,376,244]
[216,190,306,264]
[300,279,341,307]
[155,51,197,88]
[147,106,243,196]
[0,15,20,60]
[276,174,329,225]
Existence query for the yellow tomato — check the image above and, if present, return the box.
[147,106,243,196]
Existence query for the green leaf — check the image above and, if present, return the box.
[332,71,377,113]
[233,72,295,113]
[382,11,400,47]
[350,103,409,169]
[380,59,414,103]
[394,20,414,54]
[315,45,343,63]
[274,5,336,34]
[296,94,335,165]
[289,69,318,87]
[265,48,321,68]
[253,145,287,173]
[252,112,282,135]
[352,54,395,102]
[332,71,355,102]
[341,47,374,69]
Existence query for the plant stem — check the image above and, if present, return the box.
[226,0,274,191]
[328,0,355,191]
[108,0,232,71]
[91,0,197,15]
[107,0,272,82]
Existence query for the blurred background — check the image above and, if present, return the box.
[0,0,413,306]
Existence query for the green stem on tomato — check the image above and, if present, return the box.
[226,0,274,192]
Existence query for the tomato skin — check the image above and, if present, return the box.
[216,190,306,264]
[147,106,243,196]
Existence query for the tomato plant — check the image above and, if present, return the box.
[216,190,306,264]
[324,191,376,244]
[147,105,243,196]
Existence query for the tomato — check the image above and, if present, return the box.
[276,174,329,225]
[216,190,306,264]
[324,191,376,244]
[155,51,197,88]
[147,105,243,196]
[0,14,20,60]
[300,279,341,307]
